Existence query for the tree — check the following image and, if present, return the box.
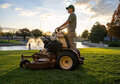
[31,29,43,38]
[16,28,31,40]
[81,29,89,41]
[0,26,2,36]
[107,3,120,39]
[89,22,107,43]
[2,32,13,41]
[107,24,120,39]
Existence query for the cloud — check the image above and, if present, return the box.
[15,8,40,17]
[90,0,119,17]
[15,7,54,17]
[0,3,12,9]
[63,0,119,34]
[65,0,119,18]
[19,10,39,16]
[15,7,40,16]
[14,8,23,11]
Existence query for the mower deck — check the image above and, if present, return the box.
[26,59,55,70]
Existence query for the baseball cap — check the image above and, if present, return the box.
[66,5,75,12]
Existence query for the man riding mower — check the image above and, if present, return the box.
[20,29,84,70]
[20,5,84,70]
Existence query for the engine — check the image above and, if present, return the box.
[43,37,62,54]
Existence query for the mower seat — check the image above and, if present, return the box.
[63,33,71,48]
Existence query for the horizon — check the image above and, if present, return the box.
[0,0,119,35]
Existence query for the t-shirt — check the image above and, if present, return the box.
[67,12,77,32]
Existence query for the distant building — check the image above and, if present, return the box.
[104,35,120,42]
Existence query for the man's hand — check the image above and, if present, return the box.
[56,27,61,31]
[56,24,68,31]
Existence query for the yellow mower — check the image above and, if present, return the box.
[20,29,84,70]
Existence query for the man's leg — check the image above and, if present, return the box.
[67,32,76,50]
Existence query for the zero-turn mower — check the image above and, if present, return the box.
[20,29,84,70]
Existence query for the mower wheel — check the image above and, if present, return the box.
[20,60,30,68]
[81,57,84,60]
[79,60,84,65]
[57,51,78,70]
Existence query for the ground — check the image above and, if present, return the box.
[0,48,120,84]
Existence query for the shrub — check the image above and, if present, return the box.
[108,43,120,47]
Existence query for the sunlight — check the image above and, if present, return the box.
[63,28,68,34]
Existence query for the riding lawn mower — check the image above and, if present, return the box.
[20,29,84,70]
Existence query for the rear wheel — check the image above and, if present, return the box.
[20,60,30,68]
[57,51,78,70]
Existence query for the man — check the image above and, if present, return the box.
[56,5,77,50]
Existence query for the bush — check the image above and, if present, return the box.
[108,43,120,47]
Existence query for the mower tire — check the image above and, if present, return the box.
[20,60,30,68]
[57,51,78,70]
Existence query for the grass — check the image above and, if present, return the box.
[0,48,120,84]
[0,39,21,44]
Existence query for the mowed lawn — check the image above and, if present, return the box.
[0,48,120,84]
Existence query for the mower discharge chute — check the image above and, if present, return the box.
[20,29,84,70]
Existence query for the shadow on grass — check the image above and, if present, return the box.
[0,66,100,84]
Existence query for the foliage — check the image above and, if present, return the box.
[107,23,120,39]
[16,28,31,40]
[81,29,89,40]
[0,26,2,36]
[31,29,43,38]
[106,3,120,39]
[108,43,120,47]
[1,32,15,41]
[104,41,120,47]
[0,48,120,84]
[2,32,13,39]
[5,32,13,37]
[89,22,107,43]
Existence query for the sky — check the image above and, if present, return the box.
[0,0,119,35]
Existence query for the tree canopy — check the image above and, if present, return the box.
[107,24,120,39]
[81,29,89,40]
[0,26,2,36]
[89,22,107,43]
[16,28,31,40]
[31,29,43,38]
[107,3,120,39]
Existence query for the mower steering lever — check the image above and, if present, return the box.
[43,35,51,41]
[55,28,62,33]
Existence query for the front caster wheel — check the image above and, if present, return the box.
[20,60,30,68]
[79,60,84,65]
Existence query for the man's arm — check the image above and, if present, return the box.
[57,13,73,30]
[61,25,68,30]
[57,20,69,30]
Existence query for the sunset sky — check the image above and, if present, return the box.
[0,0,119,35]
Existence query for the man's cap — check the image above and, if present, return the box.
[66,5,75,12]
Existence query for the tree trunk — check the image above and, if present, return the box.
[23,36,26,41]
